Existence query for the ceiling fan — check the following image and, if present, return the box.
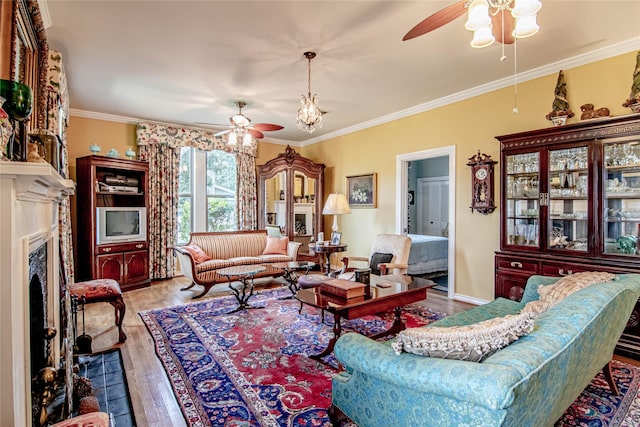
[403,0,524,46]
[202,101,284,141]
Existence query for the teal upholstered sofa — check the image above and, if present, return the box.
[331,274,640,427]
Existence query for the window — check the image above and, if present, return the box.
[177,147,237,244]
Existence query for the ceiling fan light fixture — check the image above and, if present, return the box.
[227,131,238,146]
[297,51,323,134]
[470,26,496,48]
[465,0,492,31]
[511,0,541,18]
[513,13,539,38]
[242,132,253,146]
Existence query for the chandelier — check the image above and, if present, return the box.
[297,51,322,133]
[465,0,541,48]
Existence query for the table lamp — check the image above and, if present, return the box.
[322,193,351,233]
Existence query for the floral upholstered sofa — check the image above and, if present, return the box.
[330,273,640,427]
[174,230,301,298]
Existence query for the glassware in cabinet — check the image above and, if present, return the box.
[505,152,539,248]
[547,146,589,252]
[603,139,640,256]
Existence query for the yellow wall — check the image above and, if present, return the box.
[65,51,638,300]
[300,51,638,300]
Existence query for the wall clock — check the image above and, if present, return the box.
[467,150,498,214]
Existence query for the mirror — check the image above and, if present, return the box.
[257,146,325,258]
[265,171,286,231]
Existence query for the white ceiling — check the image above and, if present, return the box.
[43,1,640,145]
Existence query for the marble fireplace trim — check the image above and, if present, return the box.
[0,163,74,427]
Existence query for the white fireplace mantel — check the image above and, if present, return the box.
[0,162,75,427]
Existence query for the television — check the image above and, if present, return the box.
[96,206,147,245]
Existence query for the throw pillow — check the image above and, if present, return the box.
[521,271,616,315]
[391,311,536,362]
[182,244,212,263]
[369,252,393,275]
[262,236,289,255]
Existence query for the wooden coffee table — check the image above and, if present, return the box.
[295,274,435,359]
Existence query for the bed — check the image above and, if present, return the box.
[406,234,448,276]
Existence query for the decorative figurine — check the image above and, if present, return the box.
[89,144,101,155]
[125,148,136,160]
[545,70,574,126]
[622,51,640,113]
[580,103,610,120]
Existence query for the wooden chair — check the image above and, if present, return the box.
[69,279,127,343]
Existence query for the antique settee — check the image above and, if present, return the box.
[174,230,301,298]
[331,273,640,427]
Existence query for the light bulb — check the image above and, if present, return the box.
[242,132,252,146]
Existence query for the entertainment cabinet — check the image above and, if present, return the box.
[495,113,640,359]
[76,155,150,291]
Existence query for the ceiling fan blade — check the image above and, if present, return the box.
[194,121,232,128]
[403,1,466,41]
[492,11,515,44]
[248,129,265,139]
[252,123,284,132]
[214,129,231,137]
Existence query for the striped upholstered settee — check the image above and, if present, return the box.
[174,230,301,298]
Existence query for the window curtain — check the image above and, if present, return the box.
[45,51,75,292]
[137,122,258,279]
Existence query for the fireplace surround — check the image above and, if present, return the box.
[0,162,74,426]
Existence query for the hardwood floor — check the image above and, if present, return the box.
[82,276,636,426]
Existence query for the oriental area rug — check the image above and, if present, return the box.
[139,287,640,427]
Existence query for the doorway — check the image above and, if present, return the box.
[396,146,456,298]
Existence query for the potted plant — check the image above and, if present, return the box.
[545,70,574,126]
[622,51,640,113]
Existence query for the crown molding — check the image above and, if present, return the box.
[71,37,640,148]
[299,37,640,147]
[37,0,51,28]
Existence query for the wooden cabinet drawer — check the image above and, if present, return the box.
[496,257,538,274]
[97,241,147,254]
[540,263,591,277]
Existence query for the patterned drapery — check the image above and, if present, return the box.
[137,122,258,278]
[46,50,74,289]
[137,142,180,279]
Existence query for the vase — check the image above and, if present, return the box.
[0,80,33,161]
[0,96,12,161]
[550,115,568,126]
[89,144,101,155]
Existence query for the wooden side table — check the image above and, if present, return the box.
[308,243,347,275]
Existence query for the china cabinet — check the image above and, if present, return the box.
[257,146,324,260]
[495,113,640,359]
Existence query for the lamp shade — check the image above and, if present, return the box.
[322,193,351,215]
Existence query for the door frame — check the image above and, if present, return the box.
[396,146,456,298]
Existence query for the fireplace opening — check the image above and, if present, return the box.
[29,243,49,379]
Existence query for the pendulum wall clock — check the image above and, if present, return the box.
[467,150,498,214]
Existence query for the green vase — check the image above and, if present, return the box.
[0,80,33,161]
[0,80,33,121]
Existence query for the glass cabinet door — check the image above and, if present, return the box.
[603,139,640,257]
[547,146,589,252]
[505,152,540,247]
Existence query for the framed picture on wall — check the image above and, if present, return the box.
[346,173,377,208]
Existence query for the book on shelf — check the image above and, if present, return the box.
[321,279,366,299]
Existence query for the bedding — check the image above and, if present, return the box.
[407,234,448,275]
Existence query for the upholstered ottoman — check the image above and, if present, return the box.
[70,279,126,343]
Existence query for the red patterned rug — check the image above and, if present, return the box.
[139,287,640,427]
